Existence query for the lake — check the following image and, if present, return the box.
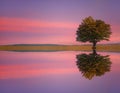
[0,51,120,93]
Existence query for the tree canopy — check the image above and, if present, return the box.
[76,16,112,49]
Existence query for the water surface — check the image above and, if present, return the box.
[0,51,120,93]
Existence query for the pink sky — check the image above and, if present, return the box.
[0,17,120,45]
[0,0,120,45]
[0,17,77,31]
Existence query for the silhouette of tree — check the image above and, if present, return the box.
[76,51,111,80]
[76,16,112,50]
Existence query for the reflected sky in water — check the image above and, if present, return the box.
[0,51,120,93]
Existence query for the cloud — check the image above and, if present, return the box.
[0,17,77,32]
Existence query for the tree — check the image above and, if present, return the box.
[76,16,112,50]
[76,51,111,80]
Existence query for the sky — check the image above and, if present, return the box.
[0,0,120,45]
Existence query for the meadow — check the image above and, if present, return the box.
[0,44,120,52]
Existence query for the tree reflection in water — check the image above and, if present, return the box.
[76,50,112,80]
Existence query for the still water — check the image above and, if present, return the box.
[0,51,120,93]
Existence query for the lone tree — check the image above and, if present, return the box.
[76,16,112,50]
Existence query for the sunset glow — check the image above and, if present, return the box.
[0,1,120,93]
[0,0,120,45]
[0,17,76,31]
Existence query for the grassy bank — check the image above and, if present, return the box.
[0,44,120,52]
[97,44,120,52]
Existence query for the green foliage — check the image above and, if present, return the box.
[76,16,112,43]
[76,52,111,80]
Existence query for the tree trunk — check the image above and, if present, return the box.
[92,41,97,50]
[92,49,97,55]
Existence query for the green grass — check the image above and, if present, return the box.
[0,44,120,52]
